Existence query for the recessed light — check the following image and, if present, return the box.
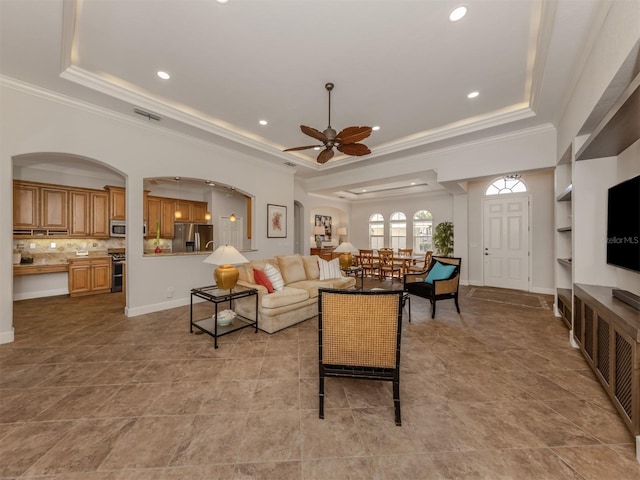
[217,0,228,3]
[313,147,321,150]
[372,126,380,131]
[157,71,170,80]
[259,120,268,125]
[467,91,479,99]
[449,6,467,22]
[410,182,416,186]
[362,189,367,193]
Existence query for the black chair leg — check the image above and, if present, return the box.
[319,376,325,419]
[393,379,401,426]
[454,295,460,313]
[431,300,436,319]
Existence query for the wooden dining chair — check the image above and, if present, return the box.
[378,249,401,282]
[358,249,379,277]
[398,248,413,257]
[408,250,433,273]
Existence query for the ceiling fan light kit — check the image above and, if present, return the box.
[284,82,372,164]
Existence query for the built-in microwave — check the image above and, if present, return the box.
[110,220,126,237]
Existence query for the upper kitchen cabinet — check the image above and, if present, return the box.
[105,185,126,220]
[13,181,69,236]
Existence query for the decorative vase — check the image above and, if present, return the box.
[155,246,162,254]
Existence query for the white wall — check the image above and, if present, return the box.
[1,83,296,341]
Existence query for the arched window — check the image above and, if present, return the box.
[389,212,407,250]
[485,174,527,195]
[413,210,433,253]
[369,213,384,250]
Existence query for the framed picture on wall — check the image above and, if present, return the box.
[315,214,332,242]
[267,204,287,238]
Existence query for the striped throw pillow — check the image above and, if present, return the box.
[263,263,285,291]
[319,258,342,280]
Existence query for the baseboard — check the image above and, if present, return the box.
[467,280,483,286]
[13,288,68,301]
[0,327,15,345]
[126,297,193,317]
[531,286,556,295]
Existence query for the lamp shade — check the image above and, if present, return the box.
[203,245,249,290]
[336,227,347,236]
[333,242,359,255]
[312,226,324,235]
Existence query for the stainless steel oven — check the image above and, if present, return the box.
[108,250,126,292]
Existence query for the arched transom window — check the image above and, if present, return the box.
[486,175,527,195]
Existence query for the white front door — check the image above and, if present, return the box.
[220,216,243,250]
[483,196,530,290]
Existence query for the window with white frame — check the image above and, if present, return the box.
[413,210,433,253]
[369,213,385,250]
[485,174,527,195]
[389,212,407,250]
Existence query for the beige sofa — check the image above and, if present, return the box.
[234,254,356,333]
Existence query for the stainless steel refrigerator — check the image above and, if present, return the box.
[173,223,214,253]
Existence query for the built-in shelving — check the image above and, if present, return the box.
[557,226,572,232]
[557,258,572,267]
[556,184,572,202]
[576,74,640,161]
[557,287,572,329]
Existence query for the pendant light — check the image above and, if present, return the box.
[230,213,236,222]
[174,177,183,219]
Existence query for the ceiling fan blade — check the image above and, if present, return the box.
[336,126,372,144]
[283,145,321,152]
[337,143,371,156]
[300,125,327,142]
[317,148,334,164]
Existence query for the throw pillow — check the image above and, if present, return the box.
[253,269,274,293]
[319,257,342,280]
[276,254,307,284]
[264,263,285,291]
[425,261,456,284]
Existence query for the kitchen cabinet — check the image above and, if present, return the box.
[106,185,126,220]
[146,195,175,239]
[68,257,111,296]
[69,190,90,236]
[179,200,208,223]
[91,191,110,237]
[13,181,69,236]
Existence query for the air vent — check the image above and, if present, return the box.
[284,161,296,167]
[133,108,161,121]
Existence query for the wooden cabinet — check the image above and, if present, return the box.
[13,182,39,228]
[574,284,640,438]
[91,191,110,237]
[13,181,68,235]
[146,195,175,239]
[310,247,339,261]
[160,198,176,238]
[69,190,90,236]
[106,185,126,220]
[68,257,111,297]
[179,200,208,223]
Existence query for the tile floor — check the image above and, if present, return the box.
[2,281,639,479]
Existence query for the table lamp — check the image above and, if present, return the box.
[313,226,324,248]
[203,245,249,290]
[336,227,347,244]
[333,241,359,269]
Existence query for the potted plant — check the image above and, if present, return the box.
[433,221,454,257]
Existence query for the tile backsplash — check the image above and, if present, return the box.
[13,238,126,255]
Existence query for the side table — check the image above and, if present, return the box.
[190,284,258,348]
[341,265,364,290]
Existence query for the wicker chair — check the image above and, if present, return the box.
[403,256,461,318]
[318,288,405,425]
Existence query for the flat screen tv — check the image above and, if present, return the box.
[607,174,640,273]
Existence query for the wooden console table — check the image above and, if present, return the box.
[310,247,339,261]
[573,283,640,461]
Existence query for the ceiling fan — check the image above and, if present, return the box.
[284,83,372,164]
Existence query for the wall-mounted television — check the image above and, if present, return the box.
[607,174,640,273]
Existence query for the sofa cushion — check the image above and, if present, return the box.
[253,269,274,293]
[319,258,342,280]
[425,261,456,284]
[264,263,285,291]
[276,254,307,284]
[260,287,309,309]
[302,255,321,280]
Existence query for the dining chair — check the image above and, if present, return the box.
[398,248,413,256]
[358,249,379,277]
[318,288,405,425]
[407,250,433,273]
[378,249,401,282]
